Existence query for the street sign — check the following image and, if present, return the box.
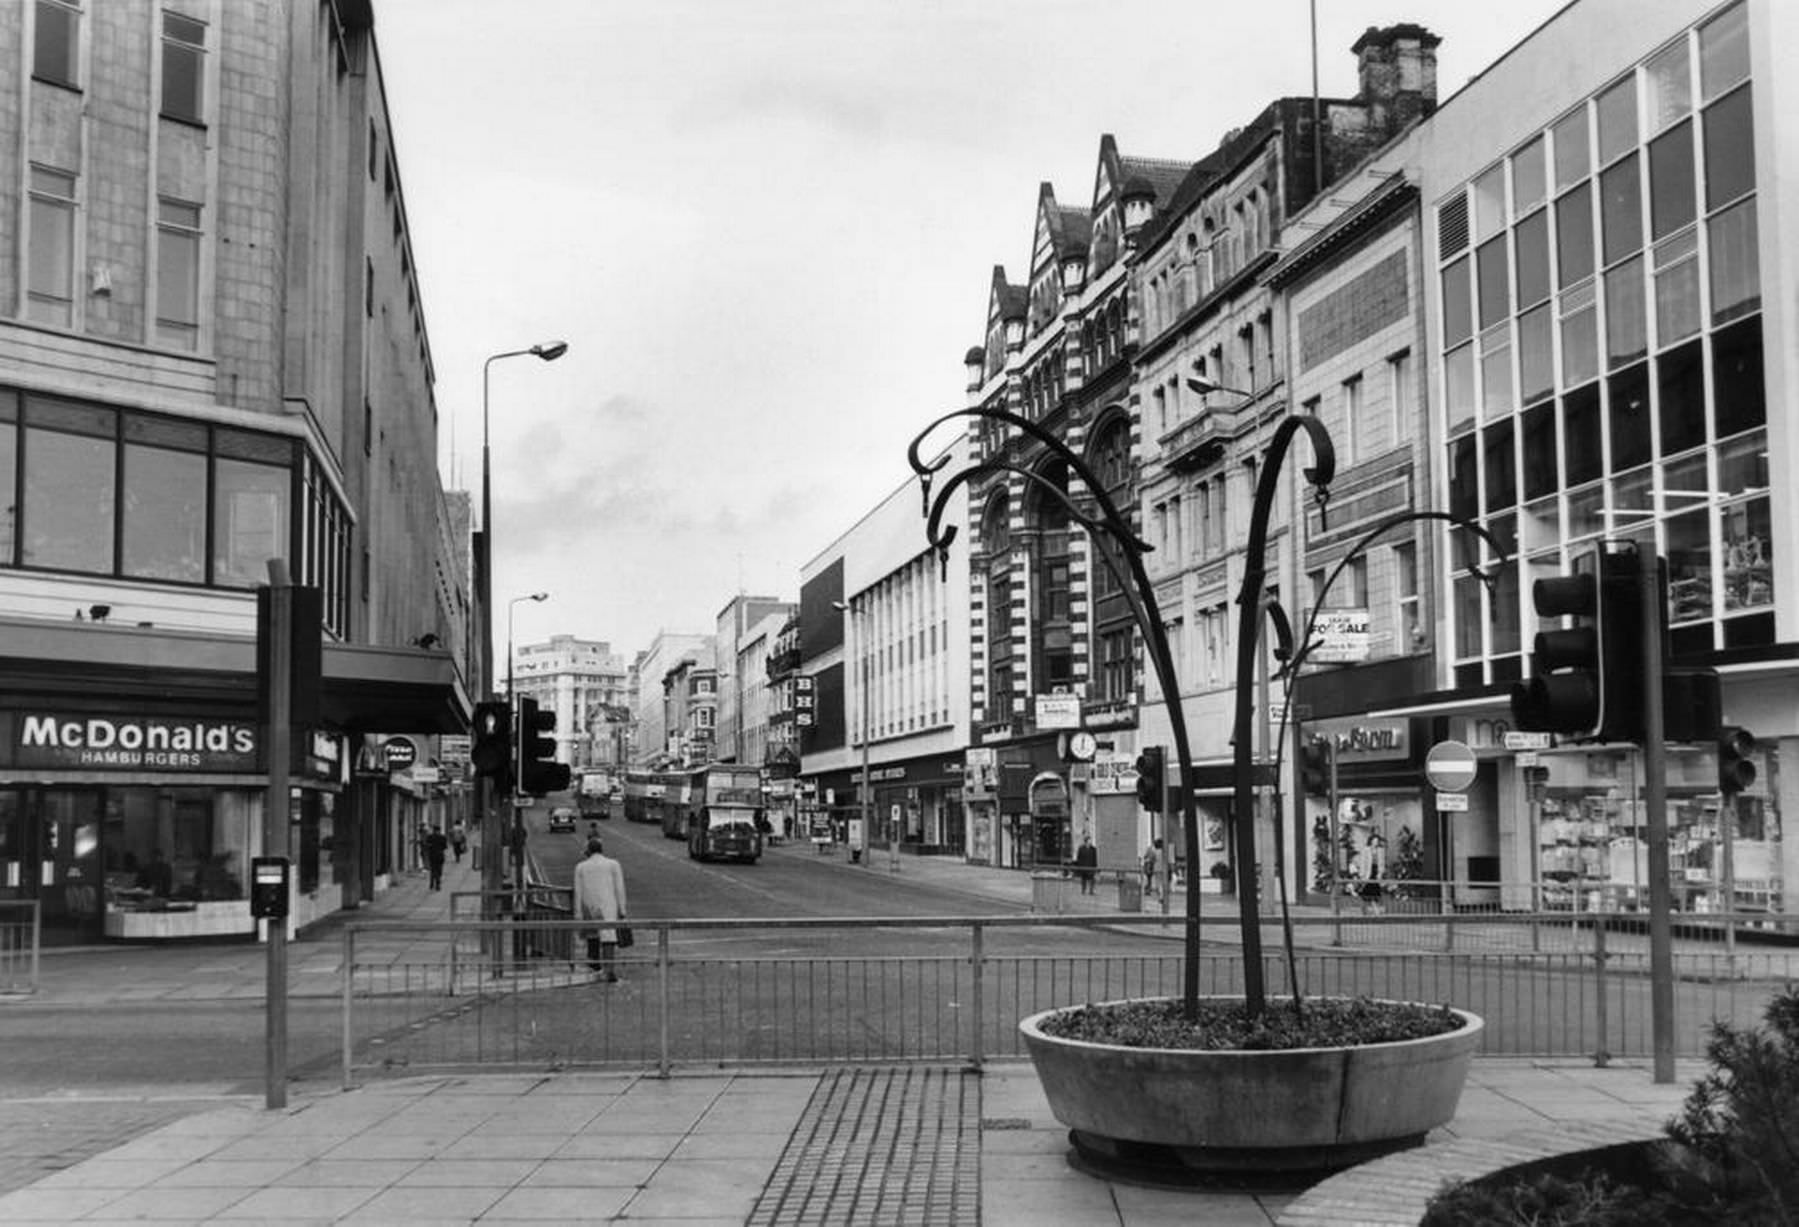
[1424,740,1477,792]
[1503,731,1552,751]
[1435,790,1470,811]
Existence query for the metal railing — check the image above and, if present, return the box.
[337,910,1799,1086]
[0,900,41,996]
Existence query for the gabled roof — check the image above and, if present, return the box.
[988,264,1027,323]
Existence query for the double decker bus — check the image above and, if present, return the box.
[621,771,663,824]
[674,764,764,863]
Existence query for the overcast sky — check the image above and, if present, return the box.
[372,0,1568,662]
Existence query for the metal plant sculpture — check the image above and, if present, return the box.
[911,406,1501,1020]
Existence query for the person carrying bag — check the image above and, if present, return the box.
[572,835,629,983]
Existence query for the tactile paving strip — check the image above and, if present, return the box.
[747,1066,979,1226]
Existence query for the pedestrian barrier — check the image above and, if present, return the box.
[337,911,1799,1086]
[0,900,39,995]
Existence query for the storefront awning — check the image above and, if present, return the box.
[0,616,469,734]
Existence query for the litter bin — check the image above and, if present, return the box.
[1031,870,1068,914]
[1116,873,1143,912]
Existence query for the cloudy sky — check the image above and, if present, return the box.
[373,0,1567,662]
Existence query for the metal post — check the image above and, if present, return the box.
[340,926,354,1090]
[1640,553,1676,1083]
[656,926,671,1078]
[262,561,292,1111]
[969,922,985,1071]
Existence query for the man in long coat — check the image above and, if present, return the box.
[572,836,628,982]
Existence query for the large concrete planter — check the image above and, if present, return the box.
[1019,996,1483,1174]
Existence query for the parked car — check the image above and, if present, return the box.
[547,806,578,833]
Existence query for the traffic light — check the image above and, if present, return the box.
[1300,738,1333,799]
[1134,746,1164,813]
[515,695,571,797]
[471,700,513,786]
[1511,547,1646,742]
[1718,726,1757,795]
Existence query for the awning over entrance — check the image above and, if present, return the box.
[0,616,469,734]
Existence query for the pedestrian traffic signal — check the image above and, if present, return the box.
[471,700,513,785]
[1718,726,1757,795]
[1511,547,1647,742]
[515,695,571,797]
[1300,739,1333,799]
[1134,746,1164,813]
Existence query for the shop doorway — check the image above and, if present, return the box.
[0,787,105,944]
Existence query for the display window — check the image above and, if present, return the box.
[1531,745,1781,914]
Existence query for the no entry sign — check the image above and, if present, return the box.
[1424,740,1477,792]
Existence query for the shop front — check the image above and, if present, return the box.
[0,618,467,944]
[1301,716,1430,907]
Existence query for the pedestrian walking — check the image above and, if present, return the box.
[1142,844,1157,899]
[449,819,468,863]
[1074,835,1098,895]
[573,835,629,983]
[424,825,448,890]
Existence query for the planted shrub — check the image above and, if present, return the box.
[1422,987,1799,1225]
[1037,995,1464,1051]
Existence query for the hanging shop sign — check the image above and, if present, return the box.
[382,736,419,771]
[3,711,258,772]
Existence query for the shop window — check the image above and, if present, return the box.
[1441,257,1472,347]
[1518,304,1554,407]
[123,418,207,582]
[1656,340,1705,456]
[1702,85,1754,211]
[1512,136,1546,214]
[1708,196,1759,324]
[1645,41,1691,130]
[1665,506,1711,624]
[1476,236,1509,329]
[1721,495,1772,612]
[1552,107,1590,191]
[1444,344,1475,431]
[1521,402,1557,501]
[1447,434,1477,522]
[1473,164,1506,242]
[23,398,116,573]
[1603,256,1646,368]
[1555,183,1594,288]
[1559,281,1598,388]
[1479,323,1512,420]
[1698,2,1749,102]
[1482,420,1516,514]
[1600,154,1642,265]
[1515,211,1549,309]
[1596,75,1638,164]
[213,457,289,588]
[1607,363,1651,473]
[1712,316,1764,438]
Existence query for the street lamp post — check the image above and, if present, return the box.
[506,592,550,704]
[478,341,567,942]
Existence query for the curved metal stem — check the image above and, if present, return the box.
[910,408,1209,1017]
[1230,414,1335,1016]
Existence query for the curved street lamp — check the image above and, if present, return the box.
[478,342,568,944]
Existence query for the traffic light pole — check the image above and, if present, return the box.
[1640,554,1676,1084]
